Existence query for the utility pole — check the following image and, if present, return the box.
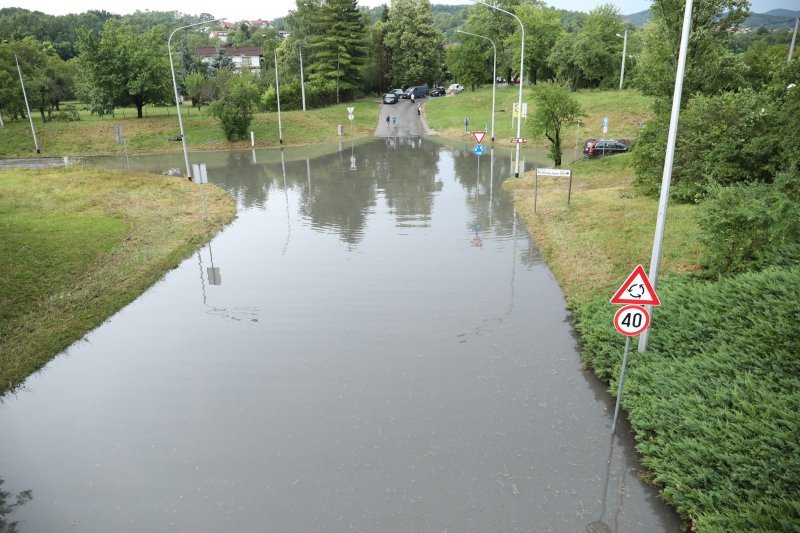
[617,29,628,90]
[4,41,39,153]
[638,0,694,352]
[789,17,799,62]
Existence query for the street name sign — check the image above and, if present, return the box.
[536,168,572,177]
[510,138,527,143]
[472,131,486,144]
[610,264,661,306]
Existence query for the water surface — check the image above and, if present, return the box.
[0,139,681,531]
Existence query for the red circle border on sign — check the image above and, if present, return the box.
[613,305,651,336]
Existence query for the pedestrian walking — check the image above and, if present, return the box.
[411,93,415,104]
[464,117,470,133]
[386,115,390,127]
[417,105,421,116]
[391,114,397,127]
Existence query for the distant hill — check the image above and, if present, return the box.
[765,9,800,18]
[623,8,798,29]
[623,9,650,26]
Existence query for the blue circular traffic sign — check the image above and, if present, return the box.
[473,145,484,156]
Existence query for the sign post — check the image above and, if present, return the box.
[347,106,355,137]
[534,168,573,212]
[609,265,660,434]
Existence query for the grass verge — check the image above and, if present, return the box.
[504,154,800,529]
[0,166,236,395]
[0,100,380,158]
[423,86,652,149]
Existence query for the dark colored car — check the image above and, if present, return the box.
[389,88,404,97]
[383,92,399,104]
[430,86,446,97]
[403,85,429,99]
[583,139,628,158]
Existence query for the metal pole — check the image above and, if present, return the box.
[299,44,307,111]
[169,19,219,180]
[8,46,40,153]
[619,29,628,90]
[468,0,524,176]
[790,17,799,61]
[275,49,283,144]
[456,30,496,143]
[638,0,694,353]
[611,336,632,435]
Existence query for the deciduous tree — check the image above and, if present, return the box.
[528,81,584,167]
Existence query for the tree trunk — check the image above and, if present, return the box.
[135,98,144,118]
[554,128,562,167]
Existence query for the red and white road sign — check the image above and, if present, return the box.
[613,305,650,336]
[610,264,661,306]
[472,131,486,144]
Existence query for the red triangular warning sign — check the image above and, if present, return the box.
[610,264,661,306]
[472,131,486,144]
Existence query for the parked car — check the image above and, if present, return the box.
[583,138,628,158]
[389,88,404,97]
[430,86,446,97]
[403,85,429,99]
[383,92,399,104]
[447,83,464,94]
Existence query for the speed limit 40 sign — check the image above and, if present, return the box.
[613,305,650,336]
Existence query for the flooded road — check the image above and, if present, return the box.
[0,139,681,531]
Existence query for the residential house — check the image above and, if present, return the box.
[195,47,265,74]
[209,30,228,42]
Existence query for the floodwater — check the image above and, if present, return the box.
[0,138,681,531]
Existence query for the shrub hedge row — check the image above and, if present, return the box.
[573,267,800,529]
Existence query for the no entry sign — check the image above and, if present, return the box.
[613,305,650,336]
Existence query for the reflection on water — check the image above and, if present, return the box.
[0,138,681,531]
[0,478,32,532]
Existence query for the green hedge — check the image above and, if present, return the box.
[573,267,800,529]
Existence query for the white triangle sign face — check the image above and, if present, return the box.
[347,107,355,114]
[610,264,661,306]
[472,131,486,144]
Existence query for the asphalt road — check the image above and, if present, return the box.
[375,97,431,137]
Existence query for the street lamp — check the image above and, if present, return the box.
[467,0,524,177]
[3,40,39,153]
[168,18,221,180]
[616,29,628,90]
[274,48,283,144]
[789,17,798,62]
[456,29,496,143]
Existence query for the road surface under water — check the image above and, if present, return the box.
[0,138,681,531]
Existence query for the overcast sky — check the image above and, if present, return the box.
[1,0,796,24]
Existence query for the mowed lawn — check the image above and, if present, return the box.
[422,85,652,148]
[0,99,381,158]
[0,167,236,394]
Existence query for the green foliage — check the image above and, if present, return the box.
[634,69,800,202]
[448,39,490,91]
[76,20,170,118]
[383,0,446,87]
[511,3,561,85]
[573,266,800,529]
[208,73,260,141]
[633,1,748,99]
[303,0,368,102]
[698,173,800,277]
[528,81,584,167]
